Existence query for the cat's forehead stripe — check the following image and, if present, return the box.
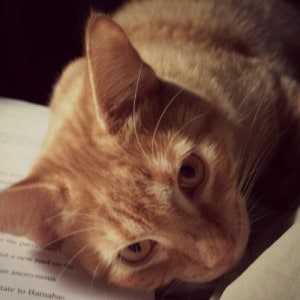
[170,138,194,158]
[150,137,194,171]
[151,156,173,174]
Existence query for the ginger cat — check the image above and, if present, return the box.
[1,0,300,296]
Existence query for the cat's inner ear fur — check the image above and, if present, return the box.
[85,13,158,133]
[0,180,60,245]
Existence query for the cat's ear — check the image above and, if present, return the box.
[85,13,158,132]
[0,179,60,245]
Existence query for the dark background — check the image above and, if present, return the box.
[1,0,300,106]
[0,0,125,105]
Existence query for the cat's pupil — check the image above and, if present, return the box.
[180,165,196,178]
[128,243,142,253]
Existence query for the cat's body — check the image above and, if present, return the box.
[1,0,300,298]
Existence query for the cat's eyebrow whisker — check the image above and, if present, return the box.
[187,282,200,300]
[237,100,274,198]
[249,210,275,226]
[240,141,270,198]
[247,186,277,224]
[243,157,269,200]
[243,122,292,199]
[40,226,100,250]
[90,256,112,294]
[235,94,267,191]
[30,212,104,244]
[89,260,102,294]
[151,89,183,157]
[235,86,273,183]
[68,212,103,221]
[239,128,274,200]
[55,243,91,283]
[164,112,207,157]
[160,279,183,300]
[27,212,66,241]
[244,122,291,198]
[246,196,261,217]
[28,212,65,233]
[132,61,151,162]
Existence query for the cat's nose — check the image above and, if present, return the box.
[196,240,234,270]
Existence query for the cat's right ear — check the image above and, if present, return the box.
[0,179,60,245]
[85,13,158,132]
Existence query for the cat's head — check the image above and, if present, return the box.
[0,14,249,290]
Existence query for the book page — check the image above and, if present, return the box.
[0,98,153,300]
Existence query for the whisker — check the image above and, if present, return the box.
[237,115,275,200]
[89,259,103,294]
[245,128,291,200]
[39,212,64,223]
[27,212,65,234]
[40,226,100,250]
[249,210,274,226]
[165,112,207,156]
[90,252,115,295]
[246,196,261,217]
[241,132,275,201]
[37,211,97,225]
[151,89,183,156]
[159,279,183,300]
[132,61,150,161]
[55,244,91,283]
[241,146,271,199]
[28,211,105,242]
[247,186,287,233]
[236,99,267,192]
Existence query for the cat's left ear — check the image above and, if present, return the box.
[85,13,158,132]
[0,180,60,245]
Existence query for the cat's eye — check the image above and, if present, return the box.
[178,154,205,192]
[118,240,156,264]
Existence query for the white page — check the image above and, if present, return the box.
[0,98,153,300]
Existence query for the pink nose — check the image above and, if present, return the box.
[196,240,234,269]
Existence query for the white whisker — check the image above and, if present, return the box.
[28,212,64,235]
[40,226,100,249]
[55,244,90,283]
[160,280,183,300]
[151,89,183,156]
[250,210,274,226]
[240,127,275,200]
[133,61,150,161]
[89,259,103,294]
[236,96,266,191]
[90,254,115,295]
[165,112,207,156]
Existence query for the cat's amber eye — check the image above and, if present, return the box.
[178,154,205,192]
[118,240,156,264]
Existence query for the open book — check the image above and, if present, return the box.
[0,98,154,300]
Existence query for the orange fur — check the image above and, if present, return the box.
[1,0,300,292]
